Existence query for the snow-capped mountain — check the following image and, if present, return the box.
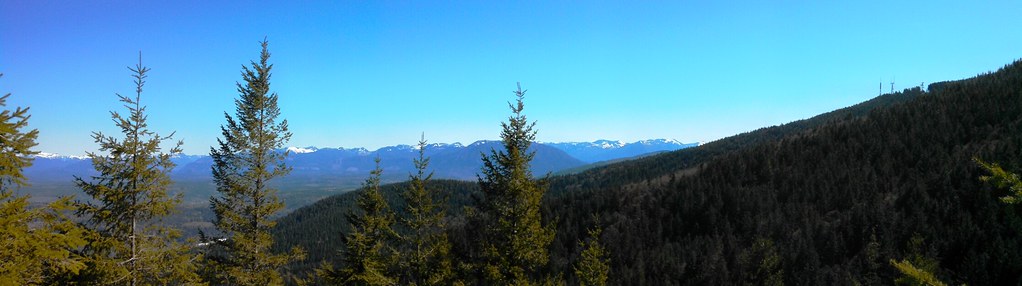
[376,144,416,153]
[287,146,319,154]
[24,138,693,186]
[468,140,494,147]
[34,152,88,160]
[544,139,698,163]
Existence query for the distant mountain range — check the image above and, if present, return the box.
[25,139,697,186]
[543,139,698,163]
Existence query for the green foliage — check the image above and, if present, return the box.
[0,194,87,285]
[860,229,882,285]
[573,225,609,286]
[271,179,477,279]
[205,39,303,285]
[975,158,1022,204]
[0,76,39,189]
[895,235,941,285]
[890,259,947,286]
[738,238,783,286]
[271,178,478,279]
[398,136,456,286]
[473,83,555,285]
[320,158,397,285]
[72,55,202,285]
[0,82,88,284]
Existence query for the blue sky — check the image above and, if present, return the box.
[1,1,1020,156]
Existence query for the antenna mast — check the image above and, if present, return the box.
[890,77,895,93]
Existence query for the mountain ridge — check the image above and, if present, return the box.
[32,138,691,160]
[20,139,693,206]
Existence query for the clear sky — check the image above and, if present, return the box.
[2,1,1020,156]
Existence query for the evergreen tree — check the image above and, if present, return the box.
[889,259,947,286]
[738,238,784,286]
[73,54,201,285]
[398,135,456,286]
[889,234,945,286]
[475,83,555,285]
[205,39,303,285]
[319,157,397,285]
[975,158,1022,204]
[885,158,1022,286]
[573,226,610,286]
[1,193,87,285]
[0,74,88,284]
[0,74,38,189]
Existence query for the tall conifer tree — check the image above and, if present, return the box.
[475,83,555,285]
[574,226,610,286]
[319,158,397,285]
[0,74,38,189]
[74,54,201,285]
[206,39,303,285]
[0,74,88,284]
[398,135,456,286]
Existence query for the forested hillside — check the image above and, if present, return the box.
[543,62,1022,284]
[272,179,478,275]
[272,61,1022,285]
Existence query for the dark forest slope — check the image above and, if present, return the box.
[273,61,1022,285]
[543,62,1022,285]
[547,87,922,198]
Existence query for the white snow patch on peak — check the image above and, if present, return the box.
[427,142,464,148]
[635,139,683,145]
[380,145,415,152]
[196,238,228,247]
[592,140,625,149]
[287,146,318,154]
[34,152,88,160]
[36,152,62,158]
[469,140,496,147]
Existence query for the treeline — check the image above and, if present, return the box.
[1,39,608,285]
